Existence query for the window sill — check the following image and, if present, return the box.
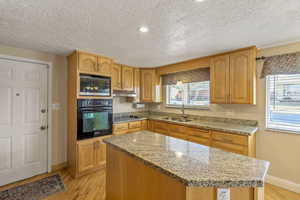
[265,127,300,135]
[165,105,210,110]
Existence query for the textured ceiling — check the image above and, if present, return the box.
[1,0,300,67]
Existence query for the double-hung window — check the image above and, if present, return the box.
[266,74,300,132]
[166,81,210,108]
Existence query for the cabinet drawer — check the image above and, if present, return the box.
[114,123,129,131]
[212,141,248,155]
[129,121,142,129]
[168,124,185,134]
[188,135,210,146]
[186,127,210,138]
[169,132,187,140]
[153,121,169,134]
[212,131,247,146]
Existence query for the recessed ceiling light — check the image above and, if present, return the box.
[194,0,206,2]
[139,26,149,33]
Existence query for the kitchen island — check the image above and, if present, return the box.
[104,131,269,200]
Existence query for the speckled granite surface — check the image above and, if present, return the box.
[113,112,258,135]
[148,115,258,135]
[104,131,269,188]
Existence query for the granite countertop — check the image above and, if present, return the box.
[113,117,148,124]
[147,115,258,136]
[104,131,269,188]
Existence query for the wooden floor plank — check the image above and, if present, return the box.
[0,168,299,200]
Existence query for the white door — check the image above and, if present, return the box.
[0,58,48,186]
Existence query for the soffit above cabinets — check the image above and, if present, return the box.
[0,0,300,67]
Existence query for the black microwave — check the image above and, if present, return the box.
[79,74,111,97]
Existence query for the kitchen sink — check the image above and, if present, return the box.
[162,117,193,122]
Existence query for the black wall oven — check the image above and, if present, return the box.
[77,99,113,140]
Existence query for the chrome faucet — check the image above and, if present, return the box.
[181,103,188,119]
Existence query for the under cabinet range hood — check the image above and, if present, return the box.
[112,90,137,97]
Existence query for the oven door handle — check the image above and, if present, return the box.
[80,108,112,112]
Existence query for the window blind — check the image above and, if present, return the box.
[266,74,300,132]
[162,68,210,85]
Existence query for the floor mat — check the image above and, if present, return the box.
[0,174,65,200]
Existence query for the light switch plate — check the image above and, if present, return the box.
[52,103,61,110]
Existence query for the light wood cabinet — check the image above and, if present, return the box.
[113,120,148,135]
[94,138,107,168]
[112,64,122,90]
[122,66,134,91]
[113,123,129,135]
[153,120,169,135]
[229,50,256,104]
[77,136,108,176]
[77,139,95,173]
[211,130,251,155]
[210,55,230,104]
[210,47,256,104]
[78,52,113,77]
[140,69,161,102]
[168,124,187,140]
[148,120,255,157]
[131,68,141,102]
[97,56,113,77]
[112,64,135,91]
[78,52,98,74]
[141,120,148,130]
[186,127,211,146]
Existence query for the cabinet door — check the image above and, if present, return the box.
[94,138,107,168]
[112,64,122,90]
[140,69,155,102]
[97,57,112,77]
[141,120,148,130]
[133,68,140,102]
[78,53,98,74]
[113,123,129,135]
[122,66,134,91]
[211,141,248,155]
[229,50,255,104]
[77,140,95,173]
[153,121,169,135]
[168,124,187,140]
[210,55,230,104]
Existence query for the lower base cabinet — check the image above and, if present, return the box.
[150,120,256,157]
[77,136,109,177]
[113,120,148,135]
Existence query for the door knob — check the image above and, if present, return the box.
[40,126,47,130]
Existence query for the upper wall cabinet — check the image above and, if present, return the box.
[78,53,98,74]
[112,64,134,91]
[210,55,230,104]
[140,69,161,103]
[121,66,134,91]
[210,47,256,104]
[78,51,112,77]
[112,64,122,90]
[97,57,113,77]
[133,68,141,102]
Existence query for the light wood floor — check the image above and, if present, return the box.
[0,168,299,200]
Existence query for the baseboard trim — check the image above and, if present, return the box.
[266,175,300,194]
[51,162,68,172]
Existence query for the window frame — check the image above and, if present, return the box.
[265,75,300,134]
[165,81,210,109]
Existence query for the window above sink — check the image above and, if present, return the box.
[166,81,210,109]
